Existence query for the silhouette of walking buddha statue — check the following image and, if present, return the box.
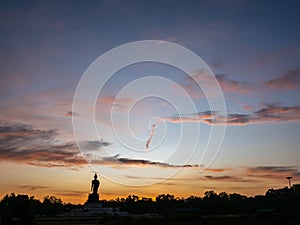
[87,173,100,203]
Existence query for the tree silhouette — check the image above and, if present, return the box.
[0,193,35,224]
[42,195,64,216]
[1,185,299,221]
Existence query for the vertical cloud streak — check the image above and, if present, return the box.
[145,124,156,150]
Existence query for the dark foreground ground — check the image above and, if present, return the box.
[34,214,299,225]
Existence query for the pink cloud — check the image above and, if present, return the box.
[161,103,300,126]
[245,166,300,180]
[264,69,300,90]
[64,111,76,117]
[100,96,133,110]
[242,105,253,111]
[215,74,252,94]
[180,71,252,98]
[0,123,112,168]
[254,45,300,68]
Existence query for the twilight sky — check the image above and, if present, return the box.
[1,0,300,204]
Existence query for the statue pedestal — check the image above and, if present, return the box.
[85,193,114,215]
[87,193,100,203]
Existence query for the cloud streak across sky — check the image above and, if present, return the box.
[0,123,112,168]
[246,166,300,180]
[0,123,199,169]
[161,103,300,126]
[2,123,298,183]
[264,69,300,90]
[145,124,156,150]
[181,68,300,99]
[100,154,199,168]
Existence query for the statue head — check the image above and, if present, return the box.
[94,173,97,180]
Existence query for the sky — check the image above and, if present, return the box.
[0,0,300,204]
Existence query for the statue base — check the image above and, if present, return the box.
[87,193,100,203]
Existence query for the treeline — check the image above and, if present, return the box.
[102,188,300,215]
[0,193,80,224]
[0,187,299,224]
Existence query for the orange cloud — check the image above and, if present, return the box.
[100,96,133,108]
[64,111,77,117]
[205,168,228,173]
[17,185,49,191]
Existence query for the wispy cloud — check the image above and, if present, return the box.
[206,168,228,173]
[181,68,300,99]
[2,123,299,186]
[204,175,232,180]
[97,154,200,169]
[204,175,252,182]
[123,165,300,185]
[64,111,77,117]
[181,71,252,98]
[100,96,133,110]
[215,74,252,94]
[145,124,156,150]
[254,46,300,68]
[0,123,112,168]
[161,103,300,126]
[54,190,86,197]
[0,123,199,169]
[80,140,112,151]
[17,185,49,191]
[246,166,300,180]
[264,69,300,90]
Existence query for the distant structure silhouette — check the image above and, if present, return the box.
[84,173,117,215]
[286,176,292,188]
[87,173,100,203]
[91,173,100,195]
